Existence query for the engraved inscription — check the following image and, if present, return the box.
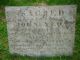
[5,6,76,56]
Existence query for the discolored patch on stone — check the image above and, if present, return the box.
[5,5,76,56]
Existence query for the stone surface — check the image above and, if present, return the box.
[5,6,76,56]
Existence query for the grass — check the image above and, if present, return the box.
[0,0,80,60]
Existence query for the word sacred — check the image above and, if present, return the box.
[21,7,64,20]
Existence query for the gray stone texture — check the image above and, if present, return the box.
[5,5,76,56]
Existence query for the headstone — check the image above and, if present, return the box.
[5,5,76,56]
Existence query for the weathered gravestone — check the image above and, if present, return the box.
[5,5,76,56]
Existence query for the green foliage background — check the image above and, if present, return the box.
[0,0,80,60]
